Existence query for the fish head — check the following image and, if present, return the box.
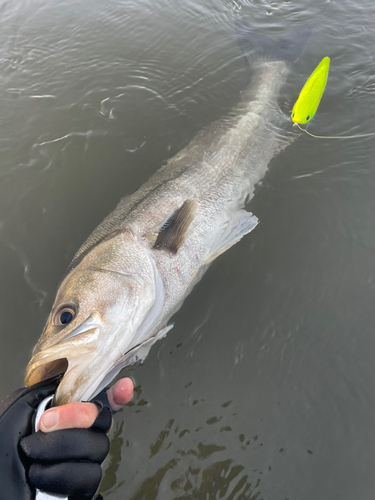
[25,231,161,404]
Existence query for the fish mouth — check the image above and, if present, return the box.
[25,356,69,387]
[25,314,103,404]
[25,339,99,404]
[25,342,97,387]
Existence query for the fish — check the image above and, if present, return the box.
[291,56,330,124]
[25,23,311,405]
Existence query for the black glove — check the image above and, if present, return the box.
[0,377,112,500]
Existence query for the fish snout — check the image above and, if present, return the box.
[24,315,103,398]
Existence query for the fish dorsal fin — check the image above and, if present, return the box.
[154,200,197,254]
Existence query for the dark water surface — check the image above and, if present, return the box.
[1,0,375,498]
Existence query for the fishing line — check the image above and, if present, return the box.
[295,123,375,139]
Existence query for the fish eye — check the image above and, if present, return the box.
[291,112,295,118]
[54,305,76,326]
[306,115,310,121]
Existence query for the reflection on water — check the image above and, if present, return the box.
[103,375,272,499]
[1,0,375,498]
[132,459,258,500]
[122,411,263,500]
[101,421,125,494]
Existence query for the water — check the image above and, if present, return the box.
[1,0,375,498]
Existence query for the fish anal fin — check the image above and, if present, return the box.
[205,210,259,265]
[154,200,197,254]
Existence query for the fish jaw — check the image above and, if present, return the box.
[53,343,113,404]
[24,333,98,389]
[25,316,102,392]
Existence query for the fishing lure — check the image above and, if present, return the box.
[291,56,375,139]
[291,56,330,125]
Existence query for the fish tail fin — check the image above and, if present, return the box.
[234,21,312,67]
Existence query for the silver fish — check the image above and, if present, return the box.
[25,24,311,405]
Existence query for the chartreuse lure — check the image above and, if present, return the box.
[292,57,375,139]
[291,56,330,125]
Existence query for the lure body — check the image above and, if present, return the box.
[291,56,330,124]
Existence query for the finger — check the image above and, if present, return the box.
[39,377,134,431]
[106,377,134,412]
[39,402,99,433]
[21,428,109,463]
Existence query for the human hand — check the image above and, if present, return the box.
[38,377,134,432]
[0,376,133,500]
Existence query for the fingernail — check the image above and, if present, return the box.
[42,409,59,430]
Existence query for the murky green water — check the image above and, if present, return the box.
[1,0,375,498]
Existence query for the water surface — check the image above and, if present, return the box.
[1,0,375,498]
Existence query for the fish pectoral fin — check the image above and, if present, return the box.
[154,200,197,254]
[205,210,259,264]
